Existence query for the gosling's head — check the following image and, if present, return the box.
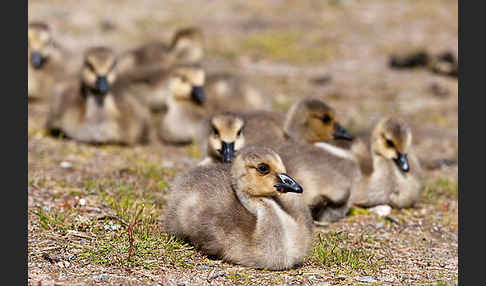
[284,97,353,144]
[231,146,303,197]
[169,27,204,63]
[207,113,245,163]
[28,22,53,70]
[81,47,118,95]
[372,117,412,173]
[168,64,206,105]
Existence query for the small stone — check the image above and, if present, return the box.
[79,198,86,206]
[66,254,75,260]
[162,161,174,168]
[376,222,384,228]
[60,161,72,169]
[95,274,110,281]
[317,282,330,286]
[56,261,70,268]
[369,205,392,217]
[382,276,395,282]
[103,221,121,231]
[198,265,211,270]
[207,269,225,281]
[355,276,377,283]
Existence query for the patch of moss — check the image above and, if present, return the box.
[348,207,372,216]
[424,177,458,203]
[240,30,335,64]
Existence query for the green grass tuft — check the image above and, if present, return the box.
[312,232,379,275]
[424,177,458,203]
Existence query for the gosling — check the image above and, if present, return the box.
[350,117,424,208]
[28,22,65,100]
[198,112,246,165]
[157,64,208,144]
[46,47,152,145]
[165,146,313,270]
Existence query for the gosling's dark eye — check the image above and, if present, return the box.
[322,115,331,124]
[257,163,270,175]
[212,126,219,136]
[85,61,95,72]
[386,139,395,148]
[236,128,242,137]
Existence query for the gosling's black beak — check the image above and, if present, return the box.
[393,152,410,172]
[218,141,235,163]
[30,51,45,69]
[191,86,205,105]
[333,124,354,141]
[274,173,303,194]
[96,76,109,94]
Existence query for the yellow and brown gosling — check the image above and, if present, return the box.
[198,112,246,165]
[157,64,208,144]
[283,97,353,144]
[350,117,424,209]
[28,21,65,100]
[165,145,313,270]
[46,46,153,145]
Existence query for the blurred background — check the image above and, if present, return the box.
[28,0,458,175]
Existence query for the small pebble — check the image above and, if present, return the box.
[207,269,225,281]
[369,205,391,217]
[95,274,110,281]
[60,161,72,169]
[162,161,174,168]
[57,261,70,268]
[103,221,121,231]
[355,276,377,283]
[198,265,211,270]
[79,198,86,206]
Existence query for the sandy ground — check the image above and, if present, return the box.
[28,0,458,285]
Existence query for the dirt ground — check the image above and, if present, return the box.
[28,0,458,285]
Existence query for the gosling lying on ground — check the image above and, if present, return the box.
[28,21,66,100]
[165,146,313,270]
[350,117,424,208]
[46,47,152,145]
[157,64,208,144]
[198,112,246,165]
